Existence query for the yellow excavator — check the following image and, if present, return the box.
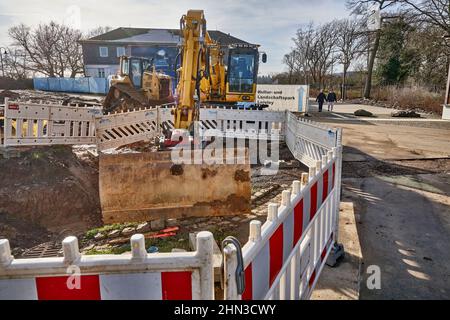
[99,10,266,224]
[102,12,266,115]
[102,56,174,113]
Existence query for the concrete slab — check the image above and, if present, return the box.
[311,202,362,300]
[339,123,450,161]
[307,106,450,300]
[343,173,450,299]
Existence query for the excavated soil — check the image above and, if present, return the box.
[0,146,102,252]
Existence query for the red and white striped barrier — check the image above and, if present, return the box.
[224,147,340,300]
[0,232,214,300]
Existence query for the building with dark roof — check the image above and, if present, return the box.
[79,27,252,78]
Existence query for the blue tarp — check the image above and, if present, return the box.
[33,77,108,95]
[33,78,50,91]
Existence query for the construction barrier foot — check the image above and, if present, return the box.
[326,243,345,267]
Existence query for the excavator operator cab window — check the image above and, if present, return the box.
[130,59,143,88]
[121,58,129,76]
[228,53,256,94]
[143,59,152,72]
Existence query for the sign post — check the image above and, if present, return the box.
[443,63,450,120]
[446,63,450,106]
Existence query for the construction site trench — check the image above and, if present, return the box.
[0,141,307,258]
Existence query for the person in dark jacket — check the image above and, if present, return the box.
[316,89,326,112]
[327,89,337,111]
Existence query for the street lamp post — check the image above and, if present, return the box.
[0,47,8,77]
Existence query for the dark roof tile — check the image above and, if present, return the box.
[85,27,251,46]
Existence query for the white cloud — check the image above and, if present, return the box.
[0,0,350,75]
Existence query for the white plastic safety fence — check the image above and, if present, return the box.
[2,101,337,151]
[200,108,285,140]
[0,232,214,300]
[224,148,340,300]
[95,108,159,151]
[159,106,285,140]
[285,111,339,167]
[3,98,100,147]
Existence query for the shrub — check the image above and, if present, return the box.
[373,86,444,115]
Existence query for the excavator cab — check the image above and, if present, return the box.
[226,45,265,103]
[118,56,152,89]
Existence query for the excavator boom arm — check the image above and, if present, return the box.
[174,10,206,129]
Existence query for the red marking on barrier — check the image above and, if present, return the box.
[310,182,318,220]
[161,271,192,300]
[242,264,253,300]
[36,275,101,300]
[332,163,336,187]
[321,246,328,262]
[269,224,284,286]
[293,200,304,246]
[309,270,316,288]
[322,169,329,202]
[8,103,19,110]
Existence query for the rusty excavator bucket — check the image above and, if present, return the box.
[99,149,252,224]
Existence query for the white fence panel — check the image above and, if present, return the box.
[3,99,99,147]
[96,108,159,151]
[0,232,214,300]
[285,112,339,167]
[224,147,341,300]
[200,108,285,140]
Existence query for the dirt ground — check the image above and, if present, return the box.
[0,146,102,254]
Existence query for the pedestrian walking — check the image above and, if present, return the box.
[316,89,326,112]
[327,89,337,112]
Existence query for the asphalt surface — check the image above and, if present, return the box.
[311,101,450,299]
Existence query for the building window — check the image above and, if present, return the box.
[99,47,108,57]
[117,47,126,57]
[98,68,105,78]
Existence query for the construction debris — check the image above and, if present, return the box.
[354,109,374,117]
[0,89,103,106]
[391,110,421,118]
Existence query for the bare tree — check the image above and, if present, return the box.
[347,0,399,98]
[85,26,113,39]
[314,22,339,88]
[3,48,29,79]
[283,51,297,84]
[400,0,449,33]
[8,22,84,78]
[335,18,368,99]
[292,22,316,84]
[289,22,338,88]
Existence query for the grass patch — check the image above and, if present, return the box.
[372,86,444,115]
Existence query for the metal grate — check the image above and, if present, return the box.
[20,241,63,259]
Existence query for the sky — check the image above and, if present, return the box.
[0,0,351,75]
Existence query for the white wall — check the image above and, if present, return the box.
[85,65,119,78]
